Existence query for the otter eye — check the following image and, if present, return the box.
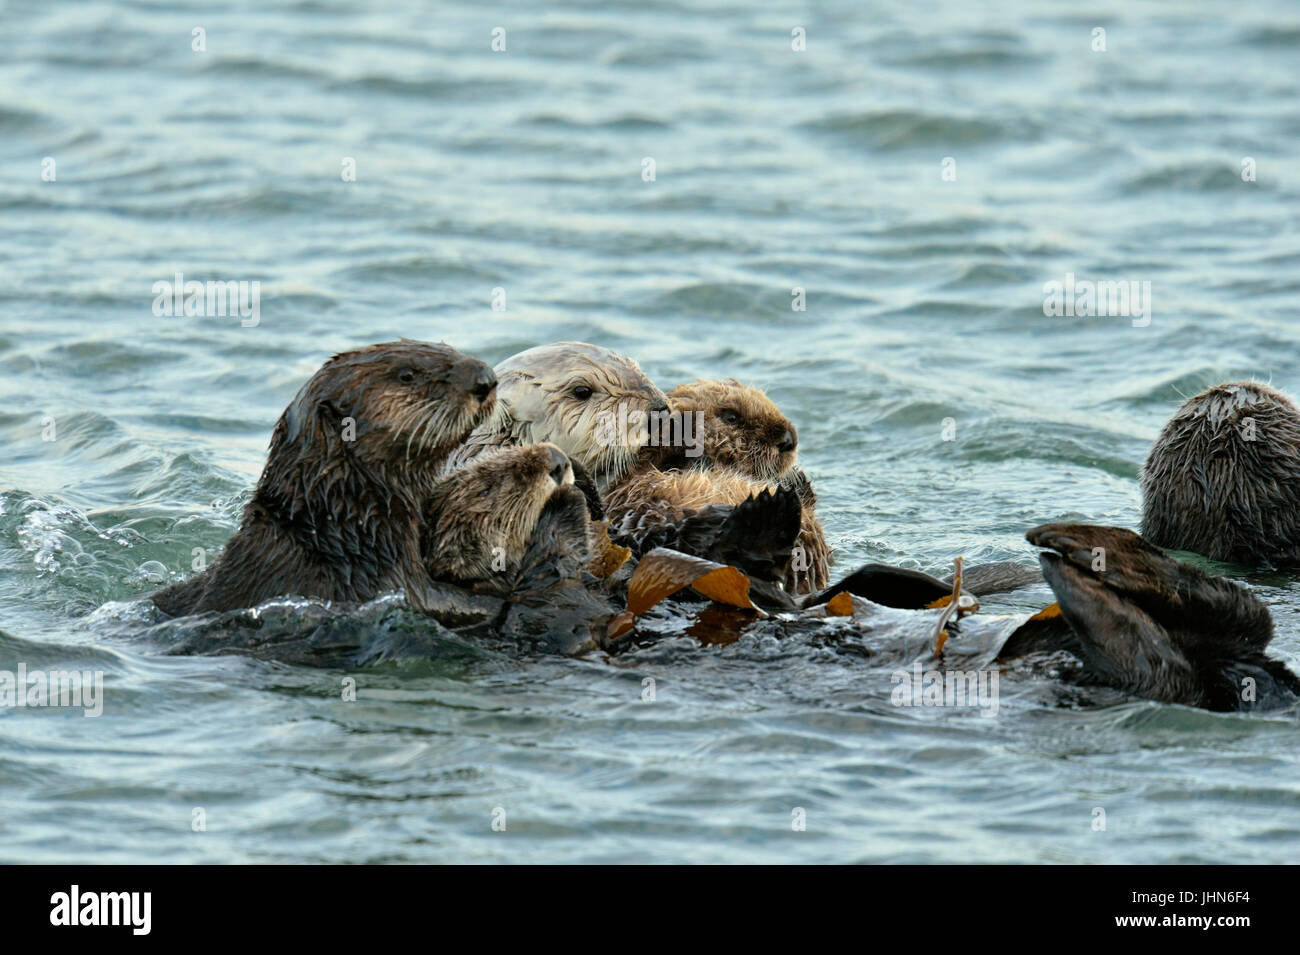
[720,410,740,426]
[572,385,593,401]
[398,369,416,384]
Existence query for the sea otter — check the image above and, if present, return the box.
[1142,380,1300,566]
[155,439,614,661]
[641,378,798,481]
[424,442,580,586]
[1003,523,1300,711]
[605,378,831,594]
[150,340,498,617]
[445,342,669,491]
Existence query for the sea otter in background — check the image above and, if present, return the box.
[445,341,669,493]
[1142,380,1300,566]
[606,378,831,594]
[150,340,498,617]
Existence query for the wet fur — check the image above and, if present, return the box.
[151,340,496,616]
[446,342,668,488]
[424,443,578,586]
[1006,523,1300,710]
[646,378,797,481]
[1142,381,1300,565]
[608,378,831,593]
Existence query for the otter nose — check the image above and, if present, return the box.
[778,430,796,453]
[545,445,572,485]
[647,395,669,415]
[472,369,497,402]
[454,359,497,402]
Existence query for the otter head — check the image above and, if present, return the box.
[645,378,798,482]
[1141,380,1300,565]
[266,340,497,511]
[490,342,668,487]
[424,443,579,583]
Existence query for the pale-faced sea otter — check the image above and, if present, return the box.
[446,342,669,491]
[606,378,831,594]
[150,340,497,617]
[1142,380,1300,566]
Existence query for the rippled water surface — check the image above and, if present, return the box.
[2,0,1300,863]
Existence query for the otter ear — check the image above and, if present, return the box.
[316,398,345,430]
[282,393,350,449]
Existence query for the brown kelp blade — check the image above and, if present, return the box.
[1028,602,1062,621]
[824,591,855,617]
[626,547,766,616]
[587,521,632,579]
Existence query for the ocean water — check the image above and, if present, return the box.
[2,0,1300,863]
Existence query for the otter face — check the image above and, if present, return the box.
[279,340,497,481]
[491,342,668,486]
[1142,381,1300,565]
[652,378,798,481]
[424,443,577,583]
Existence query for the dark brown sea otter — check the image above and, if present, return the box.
[1004,523,1300,711]
[1142,381,1300,566]
[606,378,831,594]
[150,340,498,616]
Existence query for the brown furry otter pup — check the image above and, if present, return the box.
[606,378,831,594]
[643,378,798,481]
[424,441,615,652]
[424,442,581,586]
[446,342,669,490]
[1142,381,1300,565]
[150,340,498,616]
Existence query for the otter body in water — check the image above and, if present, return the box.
[446,342,669,490]
[1142,381,1300,566]
[151,340,497,616]
[158,440,611,660]
[1007,523,1300,711]
[606,378,831,593]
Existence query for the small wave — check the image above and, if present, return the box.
[642,282,787,319]
[1124,162,1262,194]
[334,255,503,285]
[522,112,670,131]
[1239,26,1300,47]
[801,110,1037,150]
[0,103,48,131]
[201,54,336,84]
